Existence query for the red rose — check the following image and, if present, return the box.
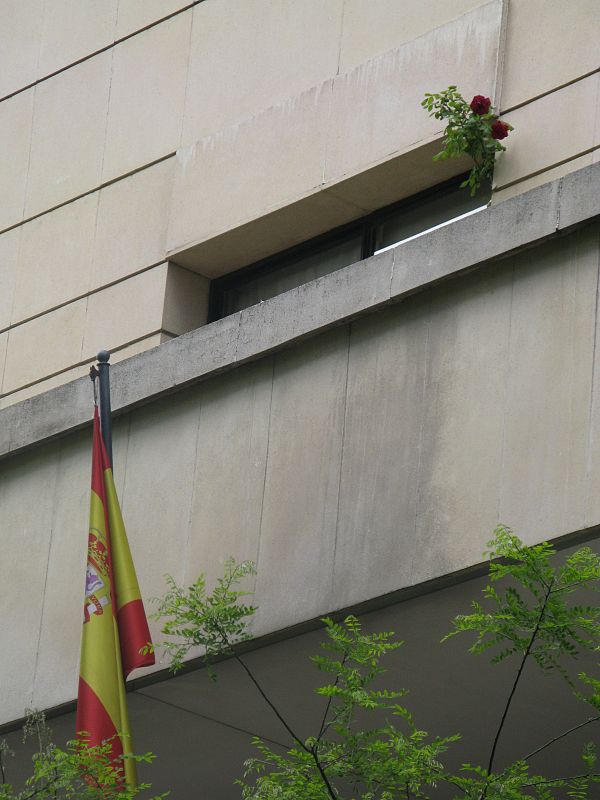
[470,95,491,115]
[491,120,510,140]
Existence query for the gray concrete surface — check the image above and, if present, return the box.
[3,217,600,722]
[1,162,599,462]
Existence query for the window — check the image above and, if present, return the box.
[208,174,490,321]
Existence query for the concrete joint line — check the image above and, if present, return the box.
[1,161,600,462]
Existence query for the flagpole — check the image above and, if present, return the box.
[97,349,113,468]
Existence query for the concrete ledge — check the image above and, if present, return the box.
[2,161,599,461]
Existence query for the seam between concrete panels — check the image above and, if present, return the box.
[0,3,204,106]
[583,228,600,528]
[2,162,600,461]
[0,152,176,240]
[330,324,352,600]
[0,259,169,336]
[494,144,600,194]
[0,328,169,403]
[500,65,600,115]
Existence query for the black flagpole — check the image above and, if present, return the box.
[96,349,113,468]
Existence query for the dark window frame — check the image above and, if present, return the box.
[208,171,480,322]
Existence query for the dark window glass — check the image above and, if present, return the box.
[219,233,363,318]
[209,174,491,321]
[374,180,490,253]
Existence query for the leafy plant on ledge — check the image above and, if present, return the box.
[422,86,513,196]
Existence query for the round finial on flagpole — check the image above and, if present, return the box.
[97,350,110,363]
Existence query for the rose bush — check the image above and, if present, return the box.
[422,86,513,194]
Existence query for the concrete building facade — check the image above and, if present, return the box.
[1,1,600,797]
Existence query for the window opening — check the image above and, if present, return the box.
[208,174,490,321]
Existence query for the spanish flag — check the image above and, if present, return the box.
[76,406,155,786]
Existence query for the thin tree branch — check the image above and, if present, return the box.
[235,654,338,800]
[524,716,600,761]
[316,655,348,744]
[479,581,554,799]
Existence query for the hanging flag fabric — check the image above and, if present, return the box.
[76,407,155,787]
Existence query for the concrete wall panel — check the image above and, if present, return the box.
[333,300,430,608]
[182,0,343,145]
[253,330,349,633]
[184,361,273,597]
[102,13,191,181]
[12,194,98,325]
[24,53,112,218]
[0,445,59,721]
[30,434,90,710]
[326,1,502,184]
[38,0,118,78]
[414,267,513,580]
[502,0,600,110]
[115,0,189,40]
[494,74,600,191]
[120,392,201,655]
[499,228,599,541]
[0,92,34,230]
[82,265,169,358]
[91,159,175,288]
[0,0,43,98]
[2,299,87,395]
[0,228,20,331]
[169,81,332,258]
[338,0,485,73]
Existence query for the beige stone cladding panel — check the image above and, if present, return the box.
[24,52,112,218]
[0,0,43,98]
[333,298,430,608]
[29,432,90,710]
[338,0,486,72]
[120,391,203,667]
[501,0,600,110]
[91,158,175,289]
[12,193,98,325]
[162,263,210,334]
[0,91,34,230]
[492,153,594,204]
[184,360,273,601]
[494,74,600,191]
[169,1,504,261]
[82,264,170,358]
[0,333,167,410]
[584,227,600,525]
[499,227,599,541]
[253,330,349,634]
[182,0,343,145]
[326,0,504,183]
[2,299,87,395]
[101,12,191,182]
[413,265,513,582]
[37,0,118,78]
[115,0,189,39]
[0,228,20,330]
[0,331,8,388]
[169,81,333,257]
[0,444,59,722]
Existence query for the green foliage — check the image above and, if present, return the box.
[238,616,458,800]
[145,558,256,678]
[145,533,600,798]
[421,86,512,195]
[445,526,600,685]
[0,711,165,800]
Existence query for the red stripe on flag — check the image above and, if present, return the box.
[118,599,155,677]
[76,677,123,763]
